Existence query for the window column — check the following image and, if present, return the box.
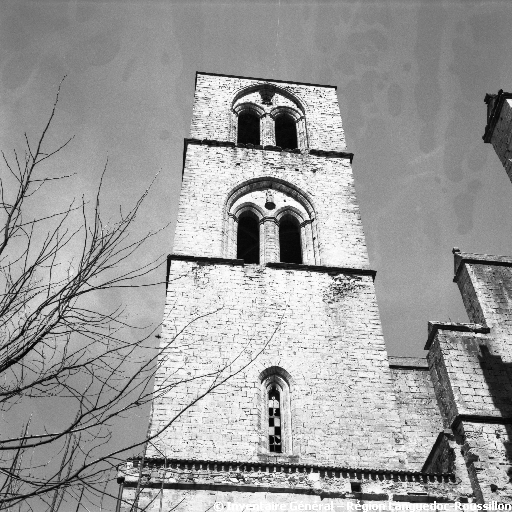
[260,217,279,263]
[300,220,315,265]
[260,113,274,147]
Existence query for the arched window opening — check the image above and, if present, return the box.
[237,213,260,264]
[279,215,302,264]
[260,368,292,455]
[268,385,282,453]
[275,113,298,150]
[237,111,260,145]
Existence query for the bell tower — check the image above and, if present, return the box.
[118,72,423,510]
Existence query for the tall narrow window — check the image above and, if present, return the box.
[275,113,298,150]
[237,212,260,264]
[260,369,292,455]
[268,385,282,453]
[279,215,302,264]
[237,111,260,145]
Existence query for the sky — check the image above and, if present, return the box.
[3,0,512,509]
[3,0,512,361]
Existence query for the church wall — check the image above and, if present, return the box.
[119,467,468,512]
[388,358,444,470]
[148,259,407,469]
[427,322,512,502]
[120,73,509,509]
[456,421,512,503]
[427,331,506,426]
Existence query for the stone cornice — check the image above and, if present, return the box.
[452,248,512,283]
[266,262,376,279]
[452,414,512,430]
[195,71,338,90]
[424,321,490,350]
[388,356,429,370]
[118,457,457,489]
[167,255,376,282]
[182,138,354,175]
[308,148,354,162]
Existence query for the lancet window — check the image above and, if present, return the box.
[260,368,292,455]
[268,385,282,453]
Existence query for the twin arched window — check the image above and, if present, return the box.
[225,179,318,266]
[235,107,301,150]
[236,212,302,265]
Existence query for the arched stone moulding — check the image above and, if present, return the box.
[230,84,308,149]
[259,366,293,456]
[232,84,306,114]
[223,177,320,265]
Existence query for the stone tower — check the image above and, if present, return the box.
[117,73,473,510]
[484,90,512,182]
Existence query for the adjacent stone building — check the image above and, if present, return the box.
[117,75,512,510]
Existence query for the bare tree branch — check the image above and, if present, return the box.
[0,81,274,512]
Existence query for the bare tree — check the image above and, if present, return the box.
[0,80,167,510]
[0,84,279,511]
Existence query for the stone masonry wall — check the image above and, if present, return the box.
[455,254,512,360]
[423,252,512,504]
[427,327,512,502]
[119,471,468,512]
[148,259,407,470]
[427,330,511,427]
[173,144,368,269]
[191,73,347,152]
[457,421,512,503]
[389,358,444,470]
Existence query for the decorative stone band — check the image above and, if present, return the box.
[181,138,354,175]
[424,321,490,350]
[117,457,462,502]
[166,254,377,285]
[266,261,376,280]
[452,248,512,283]
[308,148,354,162]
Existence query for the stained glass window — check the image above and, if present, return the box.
[268,385,282,453]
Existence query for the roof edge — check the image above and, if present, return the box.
[195,71,337,90]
